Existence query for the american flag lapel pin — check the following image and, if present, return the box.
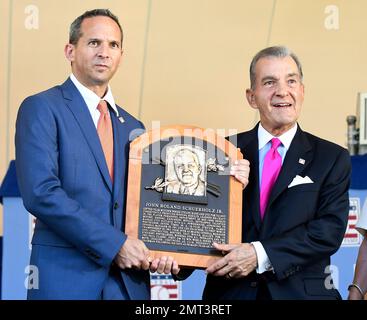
[298,158,305,165]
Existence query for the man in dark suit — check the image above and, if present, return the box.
[205,46,351,299]
[15,9,178,300]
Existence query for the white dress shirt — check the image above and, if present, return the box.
[70,74,121,128]
[252,123,298,273]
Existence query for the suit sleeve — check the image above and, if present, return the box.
[261,148,351,281]
[15,95,125,268]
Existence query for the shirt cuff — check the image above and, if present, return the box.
[251,241,273,274]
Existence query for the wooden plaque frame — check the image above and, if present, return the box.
[125,125,243,268]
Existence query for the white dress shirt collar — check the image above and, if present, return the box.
[70,74,119,117]
[258,122,298,151]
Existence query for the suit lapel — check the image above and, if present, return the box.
[61,78,113,193]
[265,126,313,215]
[111,111,128,197]
[239,126,262,232]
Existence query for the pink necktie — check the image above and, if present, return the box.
[97,100,114,182]
[260,138,282,220]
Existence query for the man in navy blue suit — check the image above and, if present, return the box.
[15,9,179,300]
[204,46,351,300]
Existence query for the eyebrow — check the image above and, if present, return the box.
[287,73,299,78]
[87,38,120,44]
[261,76,278,83]
[261,73,300,82]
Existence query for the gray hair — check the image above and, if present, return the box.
[249,46,303,88]
[69,9,123,46]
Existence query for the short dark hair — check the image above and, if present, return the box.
[249,46,303,88]
[69,9,123,46]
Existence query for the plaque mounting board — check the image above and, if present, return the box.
[125,125,243,268]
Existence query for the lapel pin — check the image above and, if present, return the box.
[118,116,125,123]
[298,158,305,165]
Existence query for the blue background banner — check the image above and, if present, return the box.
[1,155,367,299]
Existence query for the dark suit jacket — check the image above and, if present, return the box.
[203,124,351,300]
[15,78,150,299]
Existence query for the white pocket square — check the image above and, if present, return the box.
[288,175,314,188]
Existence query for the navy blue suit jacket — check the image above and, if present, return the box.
[203,124,351,300]
[15,78,150,299]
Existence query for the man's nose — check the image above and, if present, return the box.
[275,82,289,97]
[97,43,110,58]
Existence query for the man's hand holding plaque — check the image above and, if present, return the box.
[230,159,250,189]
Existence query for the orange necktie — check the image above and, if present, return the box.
[97,100,114,182]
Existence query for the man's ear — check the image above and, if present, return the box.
[246,88,258,110]
[64,43,75,62]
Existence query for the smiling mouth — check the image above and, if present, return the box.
[183,173,193,177]
[271,102,292,107]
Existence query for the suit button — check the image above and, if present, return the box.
[114,202,119,210]
[250,281,258,288]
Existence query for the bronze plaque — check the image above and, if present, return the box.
[125,125,243,268]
